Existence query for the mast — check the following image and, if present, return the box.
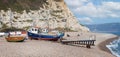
[0,13,2,28]
[29,14,35,27]
[46,0,52,29]
[46,10,50,29]
[64,9,68,31]
[9,8,13,28]
[32,17,36,27]
[42,9,50,29]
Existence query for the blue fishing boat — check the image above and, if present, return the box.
[27,10,64,41]
[27,27,64,41]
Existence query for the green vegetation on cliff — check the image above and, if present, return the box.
[0,0,48,12]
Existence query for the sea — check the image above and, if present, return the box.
[106,32,120,57]
[93,31,120,36]
[94,31,120,57]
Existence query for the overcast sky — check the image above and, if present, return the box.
[64,0,120,24]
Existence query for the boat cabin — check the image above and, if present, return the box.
[28,27,48,34]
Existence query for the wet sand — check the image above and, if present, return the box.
[98,36,119,54]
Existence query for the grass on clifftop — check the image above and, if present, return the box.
[0,0,48,12]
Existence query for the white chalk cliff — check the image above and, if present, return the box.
[0,0,89,32]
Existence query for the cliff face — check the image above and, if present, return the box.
[0,0,89,32]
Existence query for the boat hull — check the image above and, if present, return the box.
[5,37,25,42]
[27,32,64,41]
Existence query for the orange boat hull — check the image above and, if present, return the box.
[5,37,25,42]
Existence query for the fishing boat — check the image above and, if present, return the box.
[27,9,64,41]
[27,27,64,41]
[5,36,25,42]
[5,31,26,42]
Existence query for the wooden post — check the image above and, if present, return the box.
[86,45,91,48]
